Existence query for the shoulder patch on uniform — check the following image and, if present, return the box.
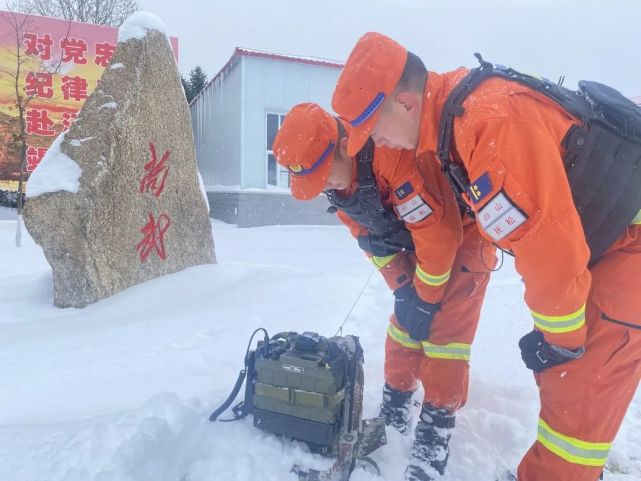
[477,190,528,241]
[468,172,493,204]
[394,194,433,224]
[395,181,414,200]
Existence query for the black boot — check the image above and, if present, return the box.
[405,403,455,481]
[378,383,413,434]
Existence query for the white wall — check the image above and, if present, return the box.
[190,57,243,187]
[242,57,342,188]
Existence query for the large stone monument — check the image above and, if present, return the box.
[24,12,216,308]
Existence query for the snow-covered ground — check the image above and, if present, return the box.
[0,206,17,220]
[1,218,640,481]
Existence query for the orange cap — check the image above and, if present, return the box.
[332,32,407,156]
[273,103,338,200]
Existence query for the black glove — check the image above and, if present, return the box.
[405,296,441,341]
[357,235,397,258]
[357,235,371,253]
[519,330,585,373]
[393,283,415,327]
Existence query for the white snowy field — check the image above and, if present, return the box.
[1,218,640,481]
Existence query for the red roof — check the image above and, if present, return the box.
[190,47,344,106]
[234,47,344,70]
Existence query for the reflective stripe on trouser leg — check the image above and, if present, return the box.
[387,324,471,360]
[537,419,611,467]
[422,341,471,361]
[387,323,422,350]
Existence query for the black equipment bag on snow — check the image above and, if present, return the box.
[209,330,349,451]
[437,55,641,265]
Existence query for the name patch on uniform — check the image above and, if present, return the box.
[394,194,433,224]
[468,172,493,204]
[395,181,414,200]
[477,191,528,241]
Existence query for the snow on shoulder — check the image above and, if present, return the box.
[118,11,168,43]
[26,133,82,198]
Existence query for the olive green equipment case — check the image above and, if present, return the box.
[209,329,386,481]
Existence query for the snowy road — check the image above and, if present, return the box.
[1,219,639,481]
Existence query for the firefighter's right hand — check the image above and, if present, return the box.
[393,283,415,326]
[519,330,585,373]
[358,235,397,258]
[405,297,441,341]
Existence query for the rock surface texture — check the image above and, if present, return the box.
[24,15,215,308]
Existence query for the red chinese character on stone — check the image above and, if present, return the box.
[505,216,517,226]
[26,146,47,171]
[24,72,54,99]
[61,37,88,64]
[94,42,116,67]
[483,212,491,222]
[23,33,54,61]
[26,108,55,136]
[61,75,88,101]
[139,143,170,198]
[494,201,504,212]
[493,225,504,236]
[136,213,171,262]
[62,111,78,131]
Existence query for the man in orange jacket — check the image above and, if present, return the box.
[332,32,641,481]
[273,102,496,480]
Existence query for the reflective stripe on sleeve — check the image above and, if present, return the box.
[537,419,611,467]
[371,253,398,269]
[387,323,421,350]
[531,304,586,334]
[415,265,451,287]
[422,341,471,361]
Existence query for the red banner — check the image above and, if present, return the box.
[0,10,179,192]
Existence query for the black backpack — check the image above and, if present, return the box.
[437,55,641,265]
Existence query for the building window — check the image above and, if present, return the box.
[266,112,289,188]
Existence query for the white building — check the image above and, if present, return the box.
[190,48,344,227]
[190,49,641,227]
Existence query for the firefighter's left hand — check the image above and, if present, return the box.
[405,297,441,341]
[393,283,415,326]
[519,330,585,373]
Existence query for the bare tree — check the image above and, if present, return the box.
[18,0,139,27]
[1,1,68,246]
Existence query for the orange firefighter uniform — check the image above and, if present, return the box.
[273,102,496,412]
[423,70,641,481]
[332,32,641,481]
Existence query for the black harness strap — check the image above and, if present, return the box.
[436,54,641,265]
[208,366,249,422]
[326,139,415,254]
[355,138,386,219]
[436,54,493,171]
[209,330,266,422]
[209,348,256,422]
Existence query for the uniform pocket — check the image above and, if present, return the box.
[598,317,632,368]
[458,266,491,299]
